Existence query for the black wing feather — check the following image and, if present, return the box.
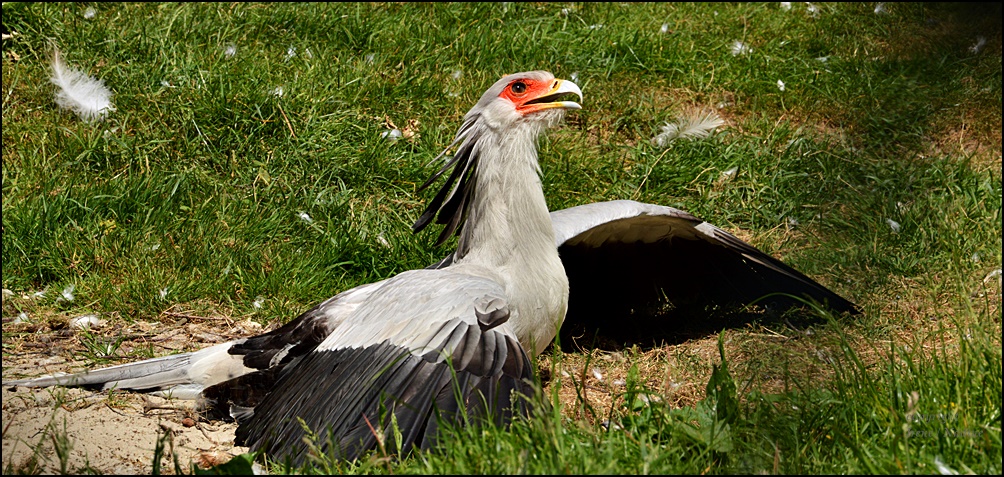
[235,322,533,465]
[199,296,350,416]
[558,215,858,344]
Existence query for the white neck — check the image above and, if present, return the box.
[454,127,569,356]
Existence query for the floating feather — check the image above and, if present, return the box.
[50,48,114,122]
[652,111,726,148]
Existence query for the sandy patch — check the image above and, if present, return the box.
[2,307,259,474]
[2,386,243,474]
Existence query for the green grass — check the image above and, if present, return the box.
[264,315,1002,475]
[2,2,1001,474]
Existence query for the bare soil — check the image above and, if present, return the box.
[2,309,260,474]
[2,386,243,474]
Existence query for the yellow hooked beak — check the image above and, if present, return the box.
[517,79,583,114]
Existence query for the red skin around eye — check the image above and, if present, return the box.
[499,78,561,115]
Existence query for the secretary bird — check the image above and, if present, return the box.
[4,70,857,464]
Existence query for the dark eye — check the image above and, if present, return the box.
[511,81,527,94]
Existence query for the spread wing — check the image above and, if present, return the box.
[550,200,858,328]
[232,268,535,465]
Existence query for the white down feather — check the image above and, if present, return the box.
[50,48,115,122]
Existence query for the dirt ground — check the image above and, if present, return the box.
[2,385,243,474]
[2,309,261,474]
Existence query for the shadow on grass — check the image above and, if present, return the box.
[558,300,836,351]
[827,2,1001,157]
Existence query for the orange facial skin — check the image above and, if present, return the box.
[500,78,581,115]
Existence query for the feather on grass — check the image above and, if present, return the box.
[652,111,726,148]
[50,48,115,122]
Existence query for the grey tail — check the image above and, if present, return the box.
[4,352,195,395]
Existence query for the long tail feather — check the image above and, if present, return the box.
[3,342,249,400]
[5,353,191,391]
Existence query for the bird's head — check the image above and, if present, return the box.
[466,70,583,131]
[414,71,582,246]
